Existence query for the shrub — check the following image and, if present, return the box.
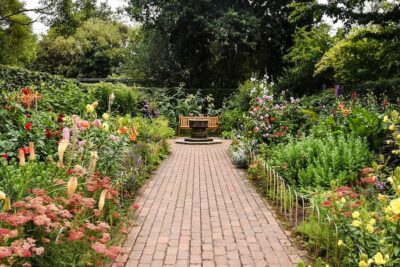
[267,133,373,189]
[229,142,250,169]
[90,82,141,116]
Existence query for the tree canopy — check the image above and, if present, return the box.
[0,0,37,67]
[126,0,311,88]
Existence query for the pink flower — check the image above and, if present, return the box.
[0,246,12,259]
[131,203,140,209]
[254,127,260,133]
[33,215,51,226]
[93,119,102,128]
[99,233,110,244]
[67,230,84,241]
[32,247,44,256]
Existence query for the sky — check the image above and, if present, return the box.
[25,0,342,35]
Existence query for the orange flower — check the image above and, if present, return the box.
[18,148,26,166]
[131,127,139,137]
[67,176,78,198]
[130,134,137,142]
[28,142,35,161]
[80,120,90,129]
[118,127,128,134]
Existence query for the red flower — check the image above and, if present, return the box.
[22,147,29,154]
[57,114,64,123]
[131,203,140,209]
[22,87,31,95]
[26,114,31,118]
[45,128,52,139]
[320,200,332,207]
[1,153,9,160]
[25,122,32,131]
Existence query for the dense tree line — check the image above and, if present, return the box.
[0,0,399,95]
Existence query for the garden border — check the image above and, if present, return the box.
[253,157,345,266]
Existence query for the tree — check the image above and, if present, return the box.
[290,0,400,28]
[126,0,309,88]
[35,18,130,78]
[38,0,113,36]
[278,24,335,94]
[0,0,37,67]
[315,25,400,84]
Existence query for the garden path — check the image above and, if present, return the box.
[116,141,302,267]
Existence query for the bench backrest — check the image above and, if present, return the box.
[178,116,219,128]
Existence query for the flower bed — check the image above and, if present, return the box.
[224,78,400,266]
[0,84,174,266]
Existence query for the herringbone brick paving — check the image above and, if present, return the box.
[116,141,302,267]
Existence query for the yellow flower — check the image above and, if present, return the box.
[92,101,99,108]
[378,194,388,202]
[337,240,344,247]
[389,124,396,131]
[387,177,394,184]
[352,211,360,219]
[397,134,400,140]
[385,205,392,214]
[340,197,346,203]
[102,113,110,121]
[368,259,374,265]
[390,198,400,214]
[369,218,376,225]
[383,115,389,123]
[379,239,384,245]
[373,252,386,265]
[366,224,374,234]
[358,260,368,267]
[0,191,6,200]
[102,123,109,132]
[352,220,362,227]
[86,104,95,113]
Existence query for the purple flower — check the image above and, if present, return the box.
[263,133,270,138]
[110,134,119,142]
[274,104,281,110]
[335,83,342,96]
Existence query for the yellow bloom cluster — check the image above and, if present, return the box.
[359,253,389,267]
[350,211,375,233]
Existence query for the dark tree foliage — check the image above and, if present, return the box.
[290,0,400,28]
[126,0,311,88]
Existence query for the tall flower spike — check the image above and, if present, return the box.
[58,139,69,168]
[29,142,35,161]
[98,189,108,211]
[19,148,26,166]
[88,151,98,174]
[67,176,78,198]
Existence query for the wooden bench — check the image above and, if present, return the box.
[178,116,219,134]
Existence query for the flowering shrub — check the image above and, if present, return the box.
[246,79,303,144]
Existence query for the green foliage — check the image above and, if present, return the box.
[346,107,387,149]
[278,24,334,95]
[0,65,73,90]
[90,82,141,116]
[0,0,37,67]
[316,25,400,84]
[267,133,373,189]
[39,0,113,36]
[35,18,131,78]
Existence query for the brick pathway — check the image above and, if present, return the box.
[117,141,302,267]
